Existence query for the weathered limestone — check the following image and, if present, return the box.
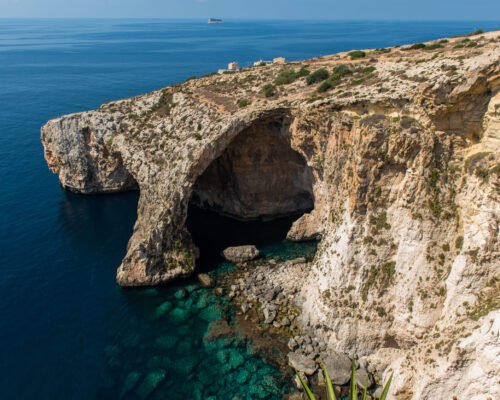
[222,245,261,263]
[42,31,500,399]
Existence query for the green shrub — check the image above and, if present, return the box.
[429,169,440,189]
[237,99,251,108]
[274,67,310,85]
[152,92,175,116]
[362,66,376,74]
[439,39,449,43]
[381,261,396,283]
[333,64,352,76]
[307,68,330,85]
[262,84,276,98]
[424,43,444,50]
[467,41,478,47]
[317,81,334,93]
[453,29,484,38]
[409,43,427,50]
[348,50,366,60]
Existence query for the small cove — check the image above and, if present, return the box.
[99,205,317,400]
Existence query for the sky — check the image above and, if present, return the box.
[0,0,499,20]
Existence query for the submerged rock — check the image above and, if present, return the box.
[174,288,188,300]
[222,245,260,263]
[170,307,189,323]
[204,319,234,342]
[152,301,173,320]
[120,371,141,398]
[155,335,178,350]
[136,369,166,400]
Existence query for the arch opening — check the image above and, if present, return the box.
[187,114,315,271]
[190,115,314,221]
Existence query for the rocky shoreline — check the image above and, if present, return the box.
[206,245,384,399]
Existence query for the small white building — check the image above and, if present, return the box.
[228,62,240,71]
[273,57,286,64]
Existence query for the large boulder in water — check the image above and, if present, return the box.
[222,245,260,263]
[197,273,215,288]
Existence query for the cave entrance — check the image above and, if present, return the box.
[187,114,314,271]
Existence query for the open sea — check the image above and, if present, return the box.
[0,19,499,399]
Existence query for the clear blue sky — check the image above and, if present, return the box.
[1,0,499,19]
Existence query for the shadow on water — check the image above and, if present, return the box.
[58,191,139,251]
[186,204,304,273]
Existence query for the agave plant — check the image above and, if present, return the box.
[296,361,393,400]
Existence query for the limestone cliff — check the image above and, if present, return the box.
[42,31,500,399]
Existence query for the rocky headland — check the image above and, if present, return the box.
[42,30,500,399]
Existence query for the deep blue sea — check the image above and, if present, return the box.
[1,19,499,399]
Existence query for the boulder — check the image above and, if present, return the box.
[323,352,352,385]
[288,337,298,351]
[174,288,188,299]
[204,319,234,342]
[288,351,317,375]
[136,370,166,400]
[197,273,214,288]
[222,245,260,263]
[263,307,276,324]
[356,368,373,389]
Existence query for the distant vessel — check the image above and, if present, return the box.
[208,18,223,24]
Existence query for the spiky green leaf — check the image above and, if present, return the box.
[296,371,316,400]
[379,372,394,400]
[350,361,358,400]
[361,379,368,400]
[320,363,337,400]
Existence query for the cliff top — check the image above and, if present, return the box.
[98,29,499,117]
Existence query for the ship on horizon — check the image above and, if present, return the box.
[208,18,223,24]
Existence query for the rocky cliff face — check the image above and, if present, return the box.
[42,31,500,399]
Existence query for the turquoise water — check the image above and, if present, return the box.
[98,265,289,400]
[1,19,499,399]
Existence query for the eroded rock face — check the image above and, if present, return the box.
[42,31,500,399]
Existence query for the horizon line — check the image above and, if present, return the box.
[0,17,499,22]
